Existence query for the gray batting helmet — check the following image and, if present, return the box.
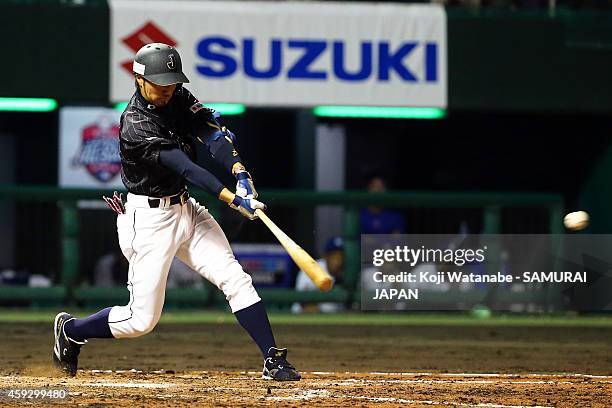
[133,43,190,86]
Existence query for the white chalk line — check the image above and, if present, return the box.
[264,390,557,408]
[265,389,330,402]
[81,383,171,389]
[199,387,253,392]
[313,378,595,386]
[364,371,612,379]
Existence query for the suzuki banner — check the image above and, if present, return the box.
[59,107,123,189]
[110,1,446,107]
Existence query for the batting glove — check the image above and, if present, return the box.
[102,191,125,215]
[230,195,266,220]
[235,171,258,199]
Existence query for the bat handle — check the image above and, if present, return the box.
[255,208,269,222]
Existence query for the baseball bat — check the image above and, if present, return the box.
[255,209,334,292]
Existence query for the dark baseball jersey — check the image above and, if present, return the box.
[119,86,220,197]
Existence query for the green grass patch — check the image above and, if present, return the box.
[0,309,610,327]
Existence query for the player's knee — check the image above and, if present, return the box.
[225,266,254,294]
[129,312,160,337]
[223,266,260,312]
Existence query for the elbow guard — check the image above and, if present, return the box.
[208,131,243,171]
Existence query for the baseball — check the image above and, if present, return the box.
[563,211,589,231]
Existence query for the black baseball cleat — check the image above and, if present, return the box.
[52,312,86,377]
[262,347,301,381]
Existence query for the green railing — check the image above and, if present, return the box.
[0,185,564,307]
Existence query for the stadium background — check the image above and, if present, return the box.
[0,1,610,406]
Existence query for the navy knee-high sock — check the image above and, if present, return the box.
[64,307,114,342]
[234,301,276,358]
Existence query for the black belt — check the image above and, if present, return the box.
[147,190,190,208]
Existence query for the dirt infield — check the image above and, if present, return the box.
[2,370,611,407]
[0,319,611,406]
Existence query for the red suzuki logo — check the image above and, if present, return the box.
[120,21,177,74]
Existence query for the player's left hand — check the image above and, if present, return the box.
[230,195,266,220]
[235,171,258,199]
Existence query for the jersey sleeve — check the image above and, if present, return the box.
[120,110,178,165]
[175,86,221,142]
[159,148,225,196]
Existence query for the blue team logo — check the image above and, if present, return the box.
[73,117,121,182]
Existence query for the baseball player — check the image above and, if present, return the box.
[52,43,300,381]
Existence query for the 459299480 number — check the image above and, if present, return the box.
[2,388,68,399]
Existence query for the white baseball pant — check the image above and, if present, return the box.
[108,193,261,338]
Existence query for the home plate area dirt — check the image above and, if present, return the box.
[2,370,611,407]
[1,321,610,406]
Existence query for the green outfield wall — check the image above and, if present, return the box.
[0,185,563,307]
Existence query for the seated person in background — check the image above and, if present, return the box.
[360,175,406,234]
[93,248,128,287]
[292,236,345,313]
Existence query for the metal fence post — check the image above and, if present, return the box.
[549,202,564,235]
[483,206,501,234]
[294,109,316,254]
[61,200,79,305]
[343,206,360,302]
[548,202,565,311]
[482,206,501,309]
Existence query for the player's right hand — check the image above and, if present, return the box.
[230,195,266,220]
[235,171,258,199]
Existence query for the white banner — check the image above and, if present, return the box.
[59,107,123,188]
[110,1,446,107]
